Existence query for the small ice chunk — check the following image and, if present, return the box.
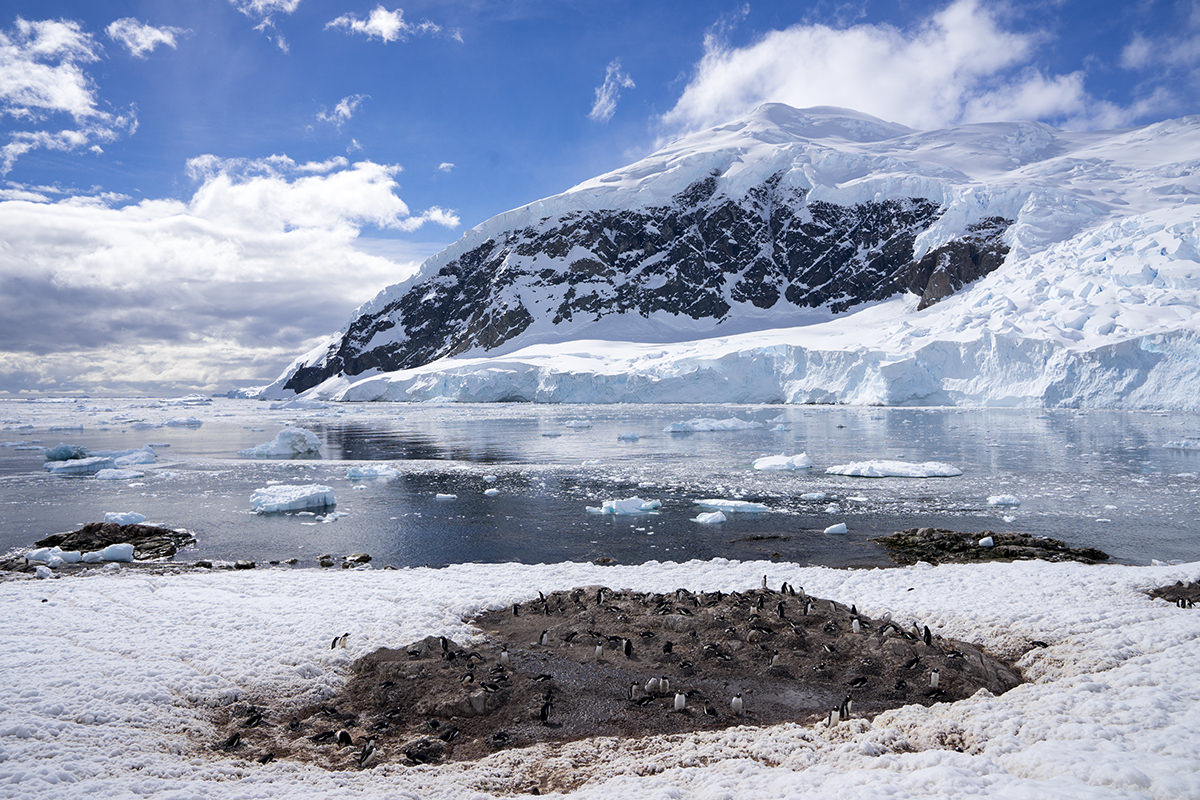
[483,488,500,496]
[26,548,52,563]
[250,484,336,513]
[482,474,498,483]
[1164,439,1200,450]
[104,511,146,526]
[43,443,88,461]
[588,496,662,515]
[435,493,458,500]
[95,468,145,481]
[54,549,81,563]
[825,460,962,478]
[164,417,203,428]
[978,536,995,547]
[617,432,640,441]
[44,456,114,476]
[691,511,727,525]
[345,464,400,480]
[665,417,764,433]
[987,494,1022,507]
[823,522,848,534]
[562,420,592,428]
[239,427,322,459]
[800,492,827,501]
[113,449,156,467]
[694,499,769,513]
[752,453,813,471]
[35,565,53,579]
[83,543,134,562]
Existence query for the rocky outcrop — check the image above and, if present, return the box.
[282,173,1011,394]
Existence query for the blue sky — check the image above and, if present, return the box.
[1,0,1197,395]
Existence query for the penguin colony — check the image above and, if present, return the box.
[215,581,1023,767]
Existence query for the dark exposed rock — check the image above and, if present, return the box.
[34,522,196,561]
[215,584,1021,772]
[282,174,1012,394]
[874,528,1109,566]
[1148,581,1200,606]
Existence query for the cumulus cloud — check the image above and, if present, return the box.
[588,59,635,122]
[317,93,369,128]
[663,0,1132,133]
[228,0,300,51]
[105,18,188,58]
[0,17,137,173]
[326,5,443,42]
[0,156,459,394]
[1119,7,1200,117]
[437,161,454,172]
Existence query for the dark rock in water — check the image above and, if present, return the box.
[874,528,1109,566]
[1148,581,1199,606]
[234,560,256,570]
[216,584,1022,774]
[35,522,196,561]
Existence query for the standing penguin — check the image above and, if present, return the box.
[674,692,686,712]
[731,693,744,716]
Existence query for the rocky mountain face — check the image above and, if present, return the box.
[282,171,1010,395]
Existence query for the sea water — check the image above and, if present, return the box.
[1,398,1198,568]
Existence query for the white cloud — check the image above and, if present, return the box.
[437,161,454,172]
[662,0,1131,133]
[326,5,442,43]
[0,17,137,173]
[0,156,459,394]
[228,0,301,51]
[588,59,635,123]
[105,18,188,58]
[317,93,369,128]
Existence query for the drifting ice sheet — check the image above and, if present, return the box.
[752,453,813,471]
[988,494,1022,507]
[43,456,114,476]
[250,484,336,513]
[691,511,727,524]
[586,497,662,515]
[825,460,963,478]
[694,499,770,513]
[239,427,322,459]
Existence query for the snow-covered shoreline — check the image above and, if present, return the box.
[4,558,1198,798]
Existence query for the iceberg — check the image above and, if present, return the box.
[825,460,963,478]
[586,497,662,515]
[44,456,115,476]
[250,484,336,513]
[824,522,849,534]
[752,453,813,471]
[105,511,147,526]
[43,443,88,461]
[987,494,1022,507]
[691,511,727,525]
[239,427,322,459]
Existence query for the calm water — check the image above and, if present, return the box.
[2,398,1199,568]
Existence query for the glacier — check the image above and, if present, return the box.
[261,105,1200,410]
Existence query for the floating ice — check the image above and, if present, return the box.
[82,543,134,563]
[694,499,770,513]
[824,522,849,534]
[988,495,1022,507]
[753,453,813,471]
[483,488,501,497]
[800,492,828,501]
[586,497,662,515]
[42,443,87,461]
[435,493,458,501]
[164,417,203,428]
[43,456,115,476]
[105,512,147,526]
[345,464,400,480]
[825,460,962,478]
[113,448,156,467]
[1164,440,1200,450]
[95,468,145,481]
[691,511,727,525]
[562,420,592,428]
[250,484,336,513]
[617,432,641,441]
[239,427,322,459]
[665,417,764,433]
[483,475,498,483]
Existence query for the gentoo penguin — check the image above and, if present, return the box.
[594,643,604,660]
[674,692,686,711]
[539,701,552,723]
[357,736,377,767]
[804,600,814,616]
[923,626,933,647]
[628,682,639,701]
[539,630,549,646]
[645,676,660,694]
[500,648,510,665]
[839,695,852,720]
[337,729,353,747]
[623,638,633,658]
[662,641,673,654]
[769,650,780,667]
[851,618,861,634]
[761,575,768,590]
[930,668,940,689]
[731,693,744,716]
[660,676,671,693]
[512,603,520,616]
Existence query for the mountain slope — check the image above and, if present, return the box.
[262,105,1200,409]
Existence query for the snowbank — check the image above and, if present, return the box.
[250,484,336,513]
[239,428,322,459]
[825,460,963,478]
[752,453,813,471]
[586,497,662,515]
[2,558,1199,799]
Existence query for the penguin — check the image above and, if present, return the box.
[930,668,940,689]
[440,636,450,653]
[539,701,552,723]
[761,575,768,590]
[776,601,787,619]
[623,638,633,658]
[256,752,274,765]
[660,676,671,694]
[242,710,263,728]
[923,626,933,647]
[662,641,674,654]
[769,650,780,668]
[539,630,549,646]
[628,682,639,701]
[337,729,353,747]
[594,643,604,660]
[731,693,744,716]
[220,732,241,751]
[500,648,510,665]
[804,600,814,616]
[825,709,838,727]
[851,618,861,634]
[839,695,852,721]
[645,676,660,694]
[674,692,686,711]
[357,736,377,768]
[704,703,718,717]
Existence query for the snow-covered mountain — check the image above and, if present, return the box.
[262,104,1200,409]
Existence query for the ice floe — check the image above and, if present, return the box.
[694,499,770,513]
[825,460,963,478]
[823,522,849,534]
[691,511,727,525]
[43,456,115,476]
[586,497,662,515]
[345,464,401,480]
[665,417,764,432]
[752,453,813,471]
[239,427,322,459]
[95,468,145,481]
[250,484,336,513]
[988,494,1022,507]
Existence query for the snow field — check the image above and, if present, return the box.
[1,559,1198,798]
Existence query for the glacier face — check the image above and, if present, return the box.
[263,104,1200,410]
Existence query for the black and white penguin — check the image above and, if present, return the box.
[357,736,377,767]
[674,692,686,711]
[623,638,633,658]
[930,668,940,688]
[731,693,744,716]
[539,630,549,646]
